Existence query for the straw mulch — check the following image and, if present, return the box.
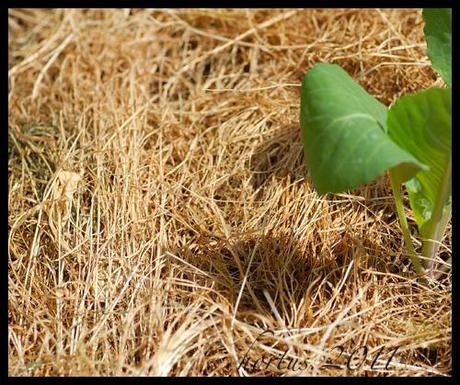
[8,9,451,376]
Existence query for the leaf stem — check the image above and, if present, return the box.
[424,201,451,277]
[390,174,424,275]
[422,157,451,276]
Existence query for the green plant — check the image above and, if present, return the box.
[299,9,451,279]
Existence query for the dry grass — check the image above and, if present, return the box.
[8,8,451,376]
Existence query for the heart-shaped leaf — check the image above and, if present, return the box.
[300,63,427,194]
[423,8,452,87]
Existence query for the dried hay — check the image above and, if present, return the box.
[8,8,451,376]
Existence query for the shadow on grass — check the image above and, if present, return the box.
[171,229,395,320]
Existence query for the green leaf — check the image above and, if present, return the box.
[423,8,452,87]
[300,63,427,194]
[387,88,451,243]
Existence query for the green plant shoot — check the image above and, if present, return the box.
[299,8,451,279]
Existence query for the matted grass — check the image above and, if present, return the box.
[8,8,451,376]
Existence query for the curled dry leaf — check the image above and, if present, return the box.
[47,170,82,251]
